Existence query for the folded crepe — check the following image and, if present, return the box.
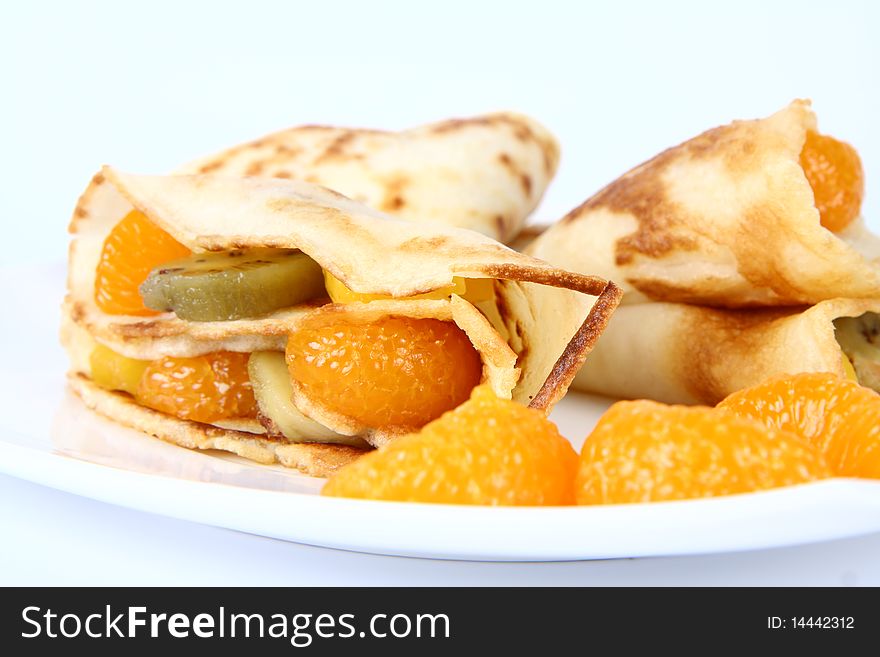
[62,167,621,476]
[527,100,880,308]
[573,298,880,405]
[176,113,560,244]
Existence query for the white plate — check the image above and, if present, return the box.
[4,262,880,561]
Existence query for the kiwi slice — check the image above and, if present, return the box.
[248,351,368,447]
[140,248,326,321]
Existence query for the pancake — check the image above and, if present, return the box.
[177,113,560,243]
[573,298,880,404]
[528,100,880,308]
[64,168,622,468]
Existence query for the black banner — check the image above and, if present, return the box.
[0,587,873,654]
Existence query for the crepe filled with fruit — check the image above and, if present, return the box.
[177,112,559,243]
[527,100,879,307]
[61,167,621,475]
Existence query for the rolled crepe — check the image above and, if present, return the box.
[63,167,621,475]
[177,113,560,243]
[573,298,880,405]
[528,100,880,307]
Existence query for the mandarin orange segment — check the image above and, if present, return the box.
[322,385,578,505]
[94,210,190,316]
[575,400,829,505]
[719,373,880,479]
[136,351,257,423]
[800,130,864,233]
[286,316,483,429]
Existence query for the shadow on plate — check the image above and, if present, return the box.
[50,390,323,495]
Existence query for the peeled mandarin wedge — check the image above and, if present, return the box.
[94,210,191,316]
[719,373,880,479]
[286,316,483,429]
[322,385,578,505]
[800,130,864,233]
[136,351,257,423]
[576,401,829,505]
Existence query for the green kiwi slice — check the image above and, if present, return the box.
[140,248,326,321]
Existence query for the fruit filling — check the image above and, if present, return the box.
[90,346,257,423]
[576,400,829,504]
[322,385,578,505]
[800,130,864,233]
[140,249,326,321]
[96,212,495,321]
[94,210,191,316]
[719,373,880,479]
[286,316,483,429]
[323,271,495,305]
[835,313,880,392]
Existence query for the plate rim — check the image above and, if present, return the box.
[4,432,880,561]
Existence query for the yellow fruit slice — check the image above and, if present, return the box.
[89,344,150,396]
[323,270,494,304]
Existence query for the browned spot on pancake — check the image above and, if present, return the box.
[267,199,314,216]
[559,114,767,263]
[198,161,224,174]
[266,198,377,243]
[74,206,88,218]
[512,123,534,143]
[92,172,105,186]
[679,124,726,160]
[385,195,405,210]
[678,305,803,403]
[70,302,85,323]
[398,236,449,251]
[112,319,180,338]
[379,175,409,213]
[245,161,265,176]
[682,121,762,173]
[497,151,531,196]
[494,214,507,236]
[561,141,696,265]
[315,132,358,164]
[433,115,558,176]
[273,171,292,179]
[717,202,814,304]
[543,147,559,178]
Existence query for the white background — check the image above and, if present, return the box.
[2,0,879,584]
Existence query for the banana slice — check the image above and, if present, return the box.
[140,248,326,321]
[248,351,369,447]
